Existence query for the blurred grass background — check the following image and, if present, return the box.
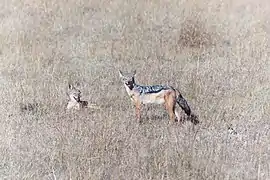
[0,0,269,179]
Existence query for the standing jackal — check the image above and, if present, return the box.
[119,70,193,123]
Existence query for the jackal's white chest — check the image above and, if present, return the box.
[124,85,136,102]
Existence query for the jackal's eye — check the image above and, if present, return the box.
[121,77,128,82]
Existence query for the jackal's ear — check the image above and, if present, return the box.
[118,70,124,78]
[74,81,80,87]
[132,70,136,76]
[68,84,73,90]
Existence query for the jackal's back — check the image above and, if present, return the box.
[134,84,171,94]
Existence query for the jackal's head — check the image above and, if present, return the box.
[67,84,81,102]
[119,70,136,89]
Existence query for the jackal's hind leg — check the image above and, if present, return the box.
[169,106,176,122]
[165,101,176,122]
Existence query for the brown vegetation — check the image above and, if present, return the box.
[0,0,269,179]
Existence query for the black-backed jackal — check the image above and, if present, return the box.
[66,84,100,110]
[66,84,88,110]
[119,70,196,123]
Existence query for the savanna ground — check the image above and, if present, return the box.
[0,0,270,179]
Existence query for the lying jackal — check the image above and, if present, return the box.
[66,84,99,110]
[119,70,194,123]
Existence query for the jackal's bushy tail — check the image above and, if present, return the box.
[176,91,191,116]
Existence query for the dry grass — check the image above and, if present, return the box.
[0,0,270,179]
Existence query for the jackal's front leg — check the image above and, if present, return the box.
[135,102,141,122]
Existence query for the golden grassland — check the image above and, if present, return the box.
[0,0,269,179]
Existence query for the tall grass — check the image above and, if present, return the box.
[0,0,269,179]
